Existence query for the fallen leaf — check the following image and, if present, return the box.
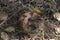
[5,26,15,32]
[1,32,9,40]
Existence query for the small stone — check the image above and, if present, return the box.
[1,32,9,40]
[5,26,15,32]
[55,27,60,34]
[53,12,60,21]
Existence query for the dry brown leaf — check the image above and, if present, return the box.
[1,32,9,40]
[0,12,8,21]
[5,26,15,32]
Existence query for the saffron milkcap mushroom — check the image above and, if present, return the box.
[53,12,60,21]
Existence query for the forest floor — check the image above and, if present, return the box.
[0,0,60,40]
